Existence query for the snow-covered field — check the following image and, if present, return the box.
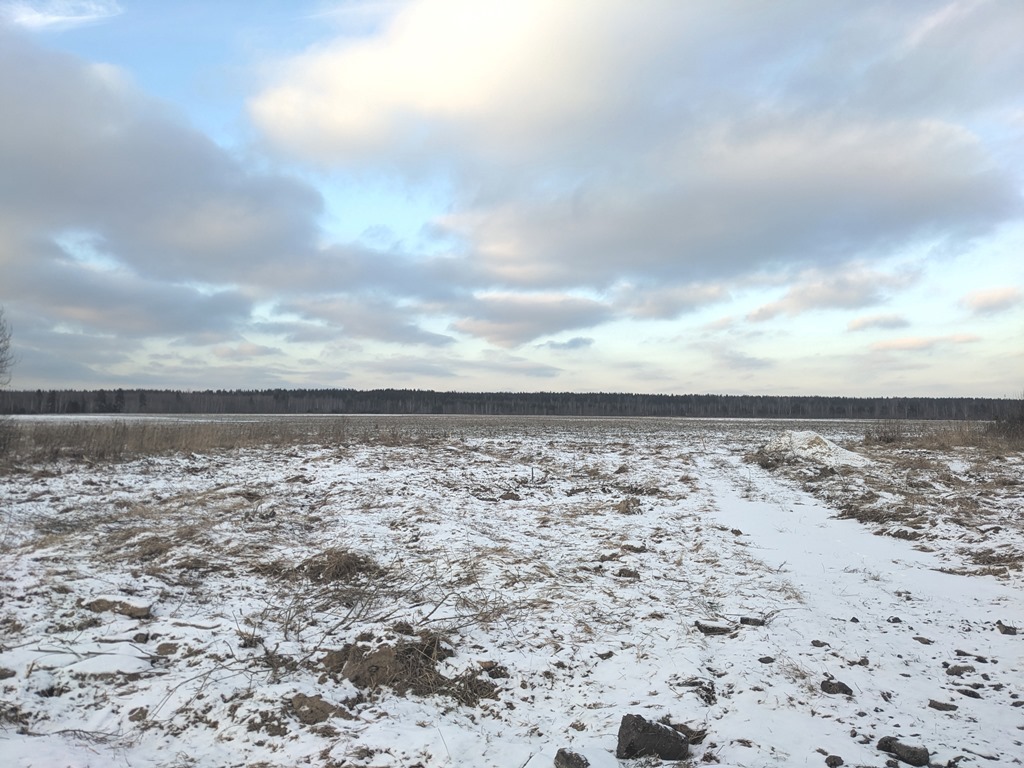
[1,416,1021,767]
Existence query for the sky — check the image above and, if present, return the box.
[1,0,1022,397]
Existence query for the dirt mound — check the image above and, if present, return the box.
[324,632,499,706]
[753,430,870,469]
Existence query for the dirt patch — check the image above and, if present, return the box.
[288,694,351,725]
[330,631,499,706]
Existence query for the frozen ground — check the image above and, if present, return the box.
[0,416,1021,767]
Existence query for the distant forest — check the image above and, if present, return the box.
[1,388,1020,421]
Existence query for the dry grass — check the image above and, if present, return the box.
[864,418,1024,453]
[1,417,445,464]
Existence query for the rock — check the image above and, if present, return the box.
[740,616,765,626]
[821,679,854,696]
[0,667,15,680]
[928,699,958,711]
[155,642,179,656]
[614,567,640,579]
[811,640,829,648]
[996,620,1018,636]
[876,736,929,766]
[758,656,775,664]
[616,713,690,760]
[955,688,982,699]
[694,620,734,636]
[945,664,974,677]
[912,637,933,645]
[826,756,844,767]
[83,597,152,619]
[554,748,590,768]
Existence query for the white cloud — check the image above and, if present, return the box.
[960,286,1022,315]
[871,334,979,352]
[450,293,614,347]
[847,314,911,332]
[748,266,918,322]
[1,0,121,30]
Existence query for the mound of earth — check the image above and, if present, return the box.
[756,430,870,469]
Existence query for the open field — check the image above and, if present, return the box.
[1,416,1022,767]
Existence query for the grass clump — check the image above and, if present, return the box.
[299,548,385,583]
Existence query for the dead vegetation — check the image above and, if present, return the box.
[863,416,1024,453]
[1,416,447,465]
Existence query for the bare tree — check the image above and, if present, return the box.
[0,307,11,388]
[0,308,11,454]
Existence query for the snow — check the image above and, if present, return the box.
[0,416,1021,767]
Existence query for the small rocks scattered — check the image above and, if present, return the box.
[928,699,958,711]
[876,736,929,766]
[615,714,690,760]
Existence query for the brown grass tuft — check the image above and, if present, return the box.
[299,548,385,583]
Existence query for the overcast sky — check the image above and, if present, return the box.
[1,0,1022,396]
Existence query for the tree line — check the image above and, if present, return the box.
[1,387,1020,421]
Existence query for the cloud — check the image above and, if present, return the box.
[0,30,470,386]
[284,296,455,347]
[538,337,594,351]
[5,2,1024,396]
[748,266,918,322]
[847,313,911,331]
[614,283,729,320]
[960,286,1022,316]
[449,294,614,347]
[362,351,561,380]
[250,0,677,168]
[212,342,282,361]
[253,0,1022,299]
[871,334,979,352]
[1,0,121,30]
[0,30,322,285]
[712,348,775,371]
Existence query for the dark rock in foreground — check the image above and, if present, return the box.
[616,714,690,760]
